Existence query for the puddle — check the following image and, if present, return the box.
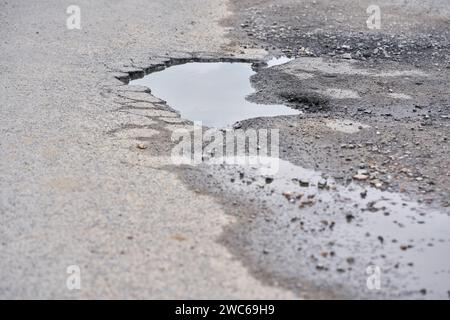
[184,156,450,298]
[131,61,300,127]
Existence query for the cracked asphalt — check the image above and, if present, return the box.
[1,0,449,299]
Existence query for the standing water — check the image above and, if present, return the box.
[131,61,299,127]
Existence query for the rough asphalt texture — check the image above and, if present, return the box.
[1,0,449,299]
[0,0,293,299]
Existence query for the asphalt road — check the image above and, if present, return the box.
[1,0,449,299]
[0,0,294,299]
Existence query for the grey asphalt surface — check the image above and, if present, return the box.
[0,0,294,299]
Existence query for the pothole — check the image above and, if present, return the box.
[113,54,450,298]
[130,58,300,127]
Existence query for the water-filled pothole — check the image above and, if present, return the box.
[131,59,300,127]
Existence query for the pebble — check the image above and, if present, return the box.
[353,173,369,181]
[360,190,368,198]
[318,179,327,189]
[265,177,274,184]
[341,53,352,59]
[298,179,310,187]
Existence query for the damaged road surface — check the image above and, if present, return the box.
[1,0,449,300]
[122,50,449,298]
[131,59,300,127]
[181,157,450,299]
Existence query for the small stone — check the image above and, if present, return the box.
[345,214,355,222]
[137,143,148,150]
[171,234,187,241]
[265,177,274,184]
[318,179,327,189]
[353,173,369,181]
[282,191,293,200]
[298,179,310,187]
[299,198,315,208]
[341,53,352,59]
[316,264,326,271]
[370,179,383,188]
